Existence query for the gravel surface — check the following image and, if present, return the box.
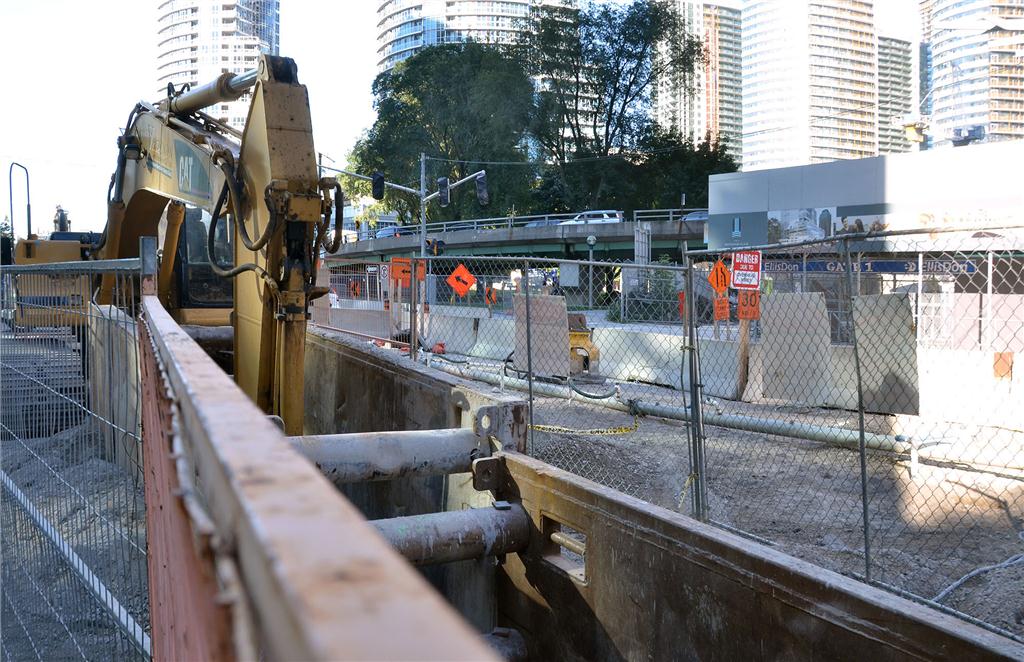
[1,421,149,661]
[524,390,1024,639]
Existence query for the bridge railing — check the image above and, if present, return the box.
[346,208,710,244]
[633,208,707,224]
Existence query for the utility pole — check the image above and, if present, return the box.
[419,152,427,258]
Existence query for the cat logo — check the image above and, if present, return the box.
[173,139,211,201]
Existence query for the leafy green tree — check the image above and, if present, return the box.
[346,43,536,225]
[520,0,712,212]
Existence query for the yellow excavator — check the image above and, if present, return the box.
[47,55,337,435]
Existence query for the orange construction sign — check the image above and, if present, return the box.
[737,290,761,320]
[713,294,730,321]
[391,257,424,287]
[447,263,477,298]
[708,259,730,295]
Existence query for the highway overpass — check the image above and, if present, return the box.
[330,210,708,262]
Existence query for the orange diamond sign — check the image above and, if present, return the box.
[708,259,730,295]
[447,263,476,298]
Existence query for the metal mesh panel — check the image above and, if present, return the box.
[688,228,1024,642]
[0,262,150,661]
[409,255,693,512]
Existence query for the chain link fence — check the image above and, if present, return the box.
[317,254,695,508]
[316,234,1023,642]
[1,259,150,661]
[688,227,1024,642]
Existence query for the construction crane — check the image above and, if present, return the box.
[89,55,337,434]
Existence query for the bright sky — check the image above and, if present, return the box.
[0,1,915,235]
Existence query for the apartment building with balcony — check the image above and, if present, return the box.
[742,0,879,171]
[156,0,280,128]
[922,0,1024,147]
[376,0,570,73]
[878,35,915,153]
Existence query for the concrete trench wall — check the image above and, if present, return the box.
[302,327,1023,660]
[303,326,527,633]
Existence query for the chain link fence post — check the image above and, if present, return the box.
[841,237,873,582]
[685,255,708,521]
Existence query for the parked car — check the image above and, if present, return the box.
[559,210,623,226]
[375,225,407,239]
[524,218,562,228]
[684,210,709,222]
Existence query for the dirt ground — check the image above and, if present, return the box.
[526,392,1024,639]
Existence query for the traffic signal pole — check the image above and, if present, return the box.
[420,152,427,258]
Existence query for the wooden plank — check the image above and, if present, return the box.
[141,295,495,661]
[139,317,234,662]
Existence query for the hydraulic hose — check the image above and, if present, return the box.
[207,182,268,280]
[216,158,277,252]
[321,181,344,255]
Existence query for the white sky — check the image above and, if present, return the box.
[0,0,916,234]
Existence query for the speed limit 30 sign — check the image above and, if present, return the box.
[731,250,762,291]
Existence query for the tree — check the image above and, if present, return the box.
[518,1,710,211]
[346,43,536,225]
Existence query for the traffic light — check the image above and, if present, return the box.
[475,172,489,207]
[429,239,445,255]
[371,171,385,200]
[437,177,450,207]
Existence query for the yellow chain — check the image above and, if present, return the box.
[529,415,640,436]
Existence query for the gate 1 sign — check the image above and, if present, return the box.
[731,251,762,290]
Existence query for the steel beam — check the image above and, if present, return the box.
[289,428,483,483]
[373,504,530,566]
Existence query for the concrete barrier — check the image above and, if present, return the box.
[591,328,685,389]
[698,338,741,399]
[328,308,391,339]
[470,318,515,360]
[424,315,477,355]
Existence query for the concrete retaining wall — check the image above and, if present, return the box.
[88,304,141,480]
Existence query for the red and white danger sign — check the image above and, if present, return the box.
[731,250,762,290]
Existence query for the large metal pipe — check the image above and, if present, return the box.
[289,428,483,484]
[159,69,258,116]
[429,361,1024,474]
[372,504,530,566]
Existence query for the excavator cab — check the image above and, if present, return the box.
[167,207,233,322]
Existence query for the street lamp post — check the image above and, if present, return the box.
[8,162,31,238]
[587,234,597,309]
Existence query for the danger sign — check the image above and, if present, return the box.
[708,260,730,295]
[447,263,477,298]
[731,251,762,290]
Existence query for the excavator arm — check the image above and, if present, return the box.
[96,55,339,434]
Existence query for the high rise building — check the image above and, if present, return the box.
[156,0,280,128]
[704,4,743,163]
[742,1,878,171]
[376,0,570,73]
[652,2,706,145]
[877,35,915,153]
[920,0,1024,147]
[651,3,742,163]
